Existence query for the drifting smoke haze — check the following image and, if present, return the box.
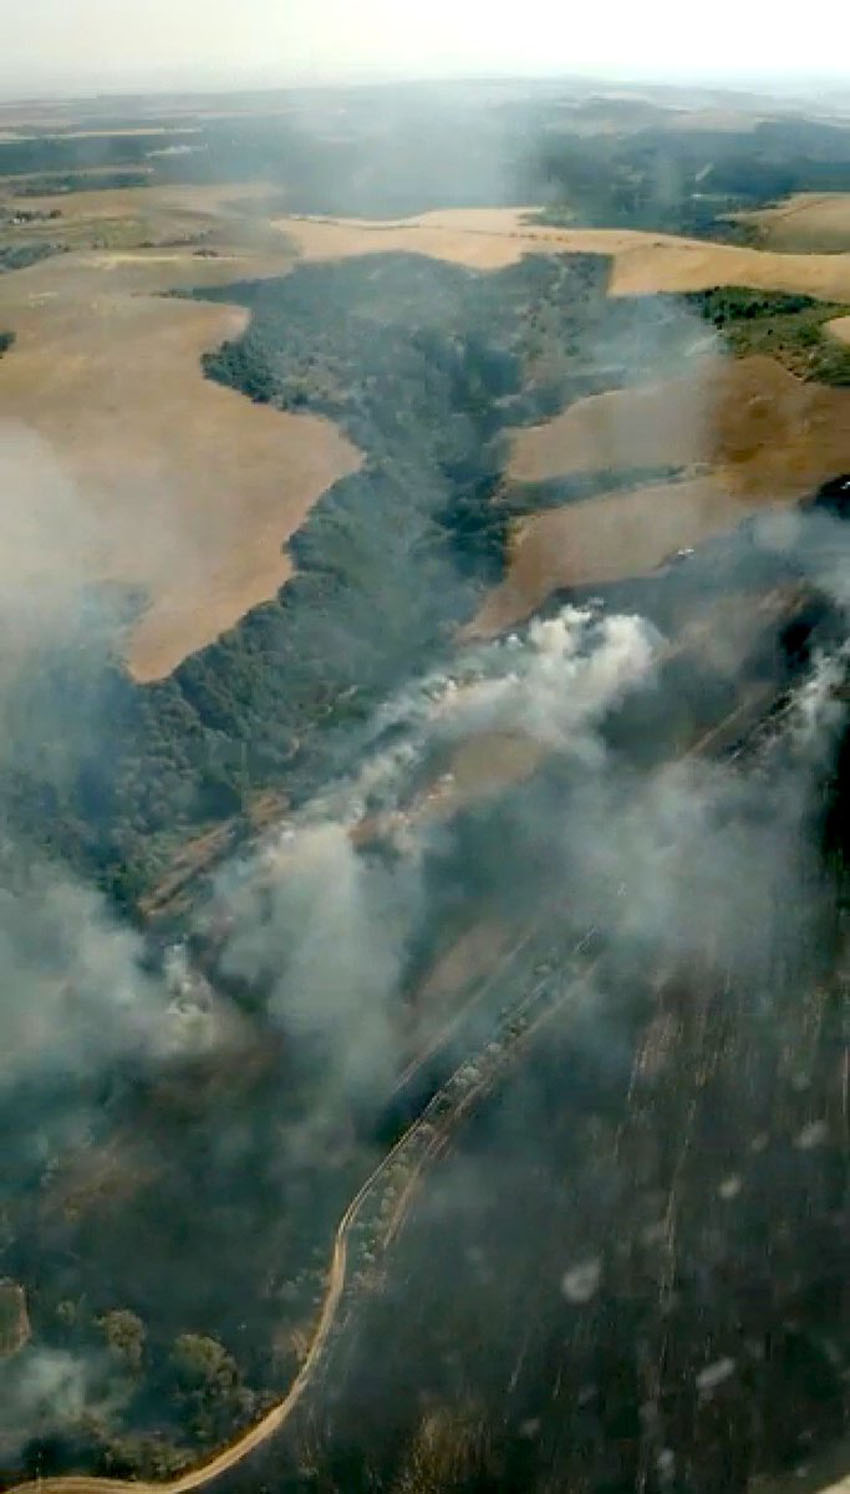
[210,605,661,1100]
[0,866,172,1082]
[220,819,425,1095]
[3,336,848,1114]
[0,421,218,1093]
[0,1348,125,1469]
[4,90,850,1489]
[208,550,848,1116]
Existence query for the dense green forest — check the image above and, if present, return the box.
[534,117,850,236]
[686,287,850,382]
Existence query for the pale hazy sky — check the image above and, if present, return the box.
[2,0,847,96]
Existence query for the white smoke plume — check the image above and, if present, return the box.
[219,820,425,1095]
[0,1347,124,1463]
[212,603,662,1093]
[0,864,172,1085]
[427,607,659,758]
[289,603,661,831]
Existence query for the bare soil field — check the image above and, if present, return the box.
[733,192,850,252]
[473,355,850,632]
[0,186,360,679]
[415,921,512,1007]
[275,208,850,301]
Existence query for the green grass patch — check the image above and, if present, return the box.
[685,286,850,384]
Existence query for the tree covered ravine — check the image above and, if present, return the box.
[5,240,850,1488]
[0,248,697,905]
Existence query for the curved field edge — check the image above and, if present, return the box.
[0,234,361,684]
[9,237,850,910]
[273,208,850,302]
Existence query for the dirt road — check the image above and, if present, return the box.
[5,928,600,1494]
[3,666,814,1494]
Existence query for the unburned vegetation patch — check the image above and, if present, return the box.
[681,285,850,384]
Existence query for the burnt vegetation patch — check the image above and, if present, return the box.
[5,252,850,915]
[0,249,687,900]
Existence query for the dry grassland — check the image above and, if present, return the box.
[7,189,850,677]
[828,314,850,344]
[733,192,850,252]
[0,184,360,680]
[274,207,850,300]
[474,355,850,632]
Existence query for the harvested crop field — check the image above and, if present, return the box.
[734,192,850,253]
[474,475,737,632]
[275,208,850,301]
[0,224,360,681]
[7,186,850,680]
[509,354,850,496]
[474,354,850,632]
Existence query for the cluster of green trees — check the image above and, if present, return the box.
[4,250,635,902]
[7,255,850,910]
[0,242,64,273]
[633,286,850,384]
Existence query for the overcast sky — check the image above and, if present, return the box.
[2,0,848,96]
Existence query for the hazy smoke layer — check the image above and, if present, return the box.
[210,604,663,1086]
[1,259,849,1488]
[210,582,847,1114]
[0,865,171,1083]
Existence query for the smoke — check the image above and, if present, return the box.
[0,1347,124,1464]
[787,639,850,756]
[3,136,850,1491]
[206,540,850,1127]
[220,820,424,1094]
[301,603,660,825]
[560,756,818,979]
[0,423,105,646]
[0,424,236,1099]
[205,601,665,1102]
[0,864,169,1084]
[427,608,659,758]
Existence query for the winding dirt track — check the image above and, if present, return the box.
[5,1093,433,1494]
[5,917,588,1494]
[4,606,811,1494]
